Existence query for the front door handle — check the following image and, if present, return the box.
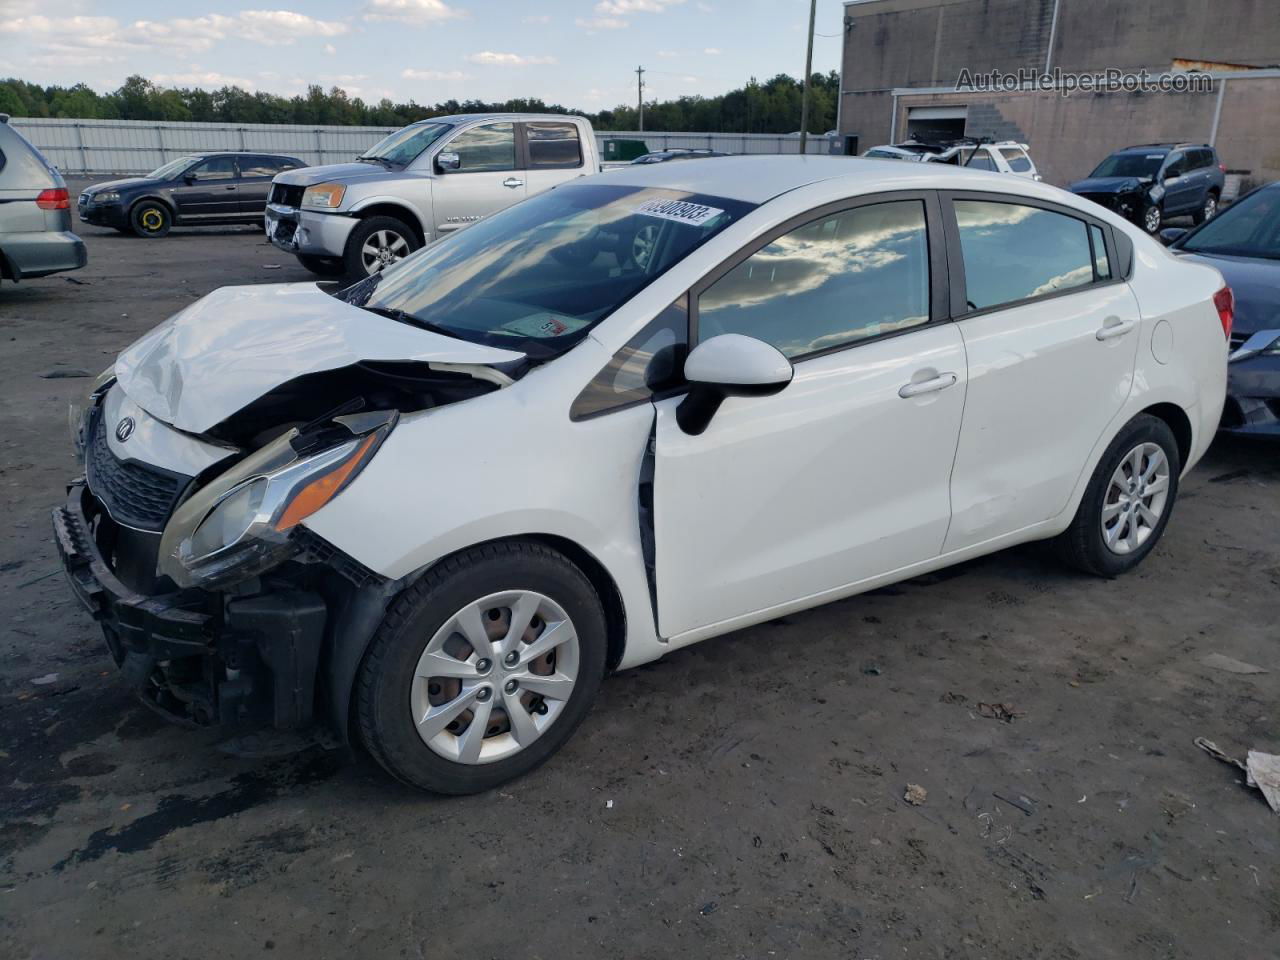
[1096,317,1137,341]
[224,185,237,191]
[898,372,957,398]
[503,177,524,189]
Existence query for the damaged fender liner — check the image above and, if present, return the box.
[53,484,387,742]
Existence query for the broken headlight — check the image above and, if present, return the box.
[170,421,389,589]
[69,365,117,461]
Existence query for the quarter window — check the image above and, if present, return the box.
[954,200,1095,310]
[239,157,283,178]
[1089,224,1111,280]
[448,123,516,172]
[697,200,931,359]
[570,299,688,419]
[527,123,583,167]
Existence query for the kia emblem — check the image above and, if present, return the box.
[115,417,136,442]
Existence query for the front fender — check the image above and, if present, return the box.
[346,190,434,240]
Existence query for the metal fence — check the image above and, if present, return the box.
[7,117,830,175]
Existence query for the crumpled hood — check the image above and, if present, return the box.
[272,162,414,188]
[114,283,524,434]
[1068,176,1151,195]
[1178,252,1280,336]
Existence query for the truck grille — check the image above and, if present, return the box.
[85,413,191,532]
[270,183,304,207]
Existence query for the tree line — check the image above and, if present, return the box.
[0,72,840,134]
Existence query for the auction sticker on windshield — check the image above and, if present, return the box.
[634,198,725,227]
[503,312,590,339]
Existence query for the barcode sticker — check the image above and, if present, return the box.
[633,198,724,226]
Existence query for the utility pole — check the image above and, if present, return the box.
[636,65,646,132]
[798,0,817,155]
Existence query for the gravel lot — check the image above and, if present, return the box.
[1,181,1277,959]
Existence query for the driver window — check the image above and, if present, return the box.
[1163,155,1185,178]
[447,123,516,172]
[191,156,236,180]
[697,200,931,359]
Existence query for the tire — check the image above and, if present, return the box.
[296,254,346,277]
[1141,203,1162,234]
[130,201,172,238]
[342,215,418,279]
[356,540,607,794]
[1053,414,1181,577]
[1192,191,1219,225]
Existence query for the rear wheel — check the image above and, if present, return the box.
[343,215,418,279]
[356,541,607,794]
[1053,414,1181,577]
[130,201,171,238]
[1193,191,1218,225]
[296,254,346,277]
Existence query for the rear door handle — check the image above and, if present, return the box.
[1096,317,1137,341]
[898,372,957,398]
[503,177,524,189]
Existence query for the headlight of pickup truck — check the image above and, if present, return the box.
[169,423,388,589]
[302,182,346,209]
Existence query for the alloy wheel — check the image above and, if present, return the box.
[1143,206,1161,233]
[1101,442,1170,555]
[1203,196,1217,221]
[631,224,659,268]
[410,591,580,765]
[360,229,410,275]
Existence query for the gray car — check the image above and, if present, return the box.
[0,115,86,280]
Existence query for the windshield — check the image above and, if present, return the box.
[363,182,755,357]
[148,156,200,179]
[1180,187,1280,260]
[1089,152,1164,179]
[359,122,453,165]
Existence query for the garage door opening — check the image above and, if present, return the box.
[905,106,967,143]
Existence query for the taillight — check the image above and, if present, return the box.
[1218,163,1226,173]
[35,188,70,210]
[1213,286,1234,341]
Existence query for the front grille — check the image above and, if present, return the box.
[270,183,304,207]
[85,413,191,532]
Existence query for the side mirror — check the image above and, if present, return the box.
[436,151,461,172]
[1158,227,1188,247]
[676,334,793,435]
[183,173,198,184]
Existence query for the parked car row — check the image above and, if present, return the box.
[1068,142,1225,234]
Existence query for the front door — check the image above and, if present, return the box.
[942,194,1141,552]
[171,156,240,219]
[431,122,526,235]
[651,195,967,639]
[1159,151,1195,215]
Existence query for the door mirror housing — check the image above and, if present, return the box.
[183,173,199,184]
[1158,227,1188,247]
[436,151,461,172]
[676,334,794,435]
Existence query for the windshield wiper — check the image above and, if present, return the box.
[361,305,460,338]
[357,155,396,168]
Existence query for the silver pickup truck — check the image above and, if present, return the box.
[264,113,597,279]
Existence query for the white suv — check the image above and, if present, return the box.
[865,140,1041,180]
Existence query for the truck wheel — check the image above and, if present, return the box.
[296,254,346,277]
[131,201,172,238]
[344,216,418,279]
[356,540,607,795]
[1053,414,1181,578]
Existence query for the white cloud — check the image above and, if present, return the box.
[703,47,720,54]
[521,14,551,23]
[402,68,469,81]
[576,16,628,30]
[595,0,684,13]
[696,1,713,10]
[323,43,337,54]
[465,51,557,66]
[656,49,678,58]
[363,0,465,24]
[151,71,257,90]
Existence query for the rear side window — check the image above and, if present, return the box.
[1000,147,1032,172]
[239,157,284,178]
[526,123,583,168]
[955,200,1095,310]
[698,200,931,359]
[966,150,996,171]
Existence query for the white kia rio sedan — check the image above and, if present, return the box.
[56,157,1230,793]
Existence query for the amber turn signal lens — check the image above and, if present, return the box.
[274,433,378,532]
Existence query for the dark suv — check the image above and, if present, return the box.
[78,152,304,238]
[1068,143,1225,234]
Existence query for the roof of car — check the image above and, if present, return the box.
[598,154,1055,205]
[409,113,586,126]
[1117,143,1210,152]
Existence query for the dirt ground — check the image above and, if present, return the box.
[1,181,1277,960]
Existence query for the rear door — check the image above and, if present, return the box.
[941,193,1141,551]
[170,156,240,219]
[236,156,296,215]
[520,121,587,197]
[430,122,525,235]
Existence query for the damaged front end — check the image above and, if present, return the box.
[53,282,524,752]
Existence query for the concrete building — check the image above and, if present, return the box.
[836,0,1280,188]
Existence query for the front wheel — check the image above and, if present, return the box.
[356,541,607,794]
[343,215,418,279]
[1053,414,1181,577]
[130,201,172,238]
[1141,203,1162,234]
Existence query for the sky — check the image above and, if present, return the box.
[0,0,849,110]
